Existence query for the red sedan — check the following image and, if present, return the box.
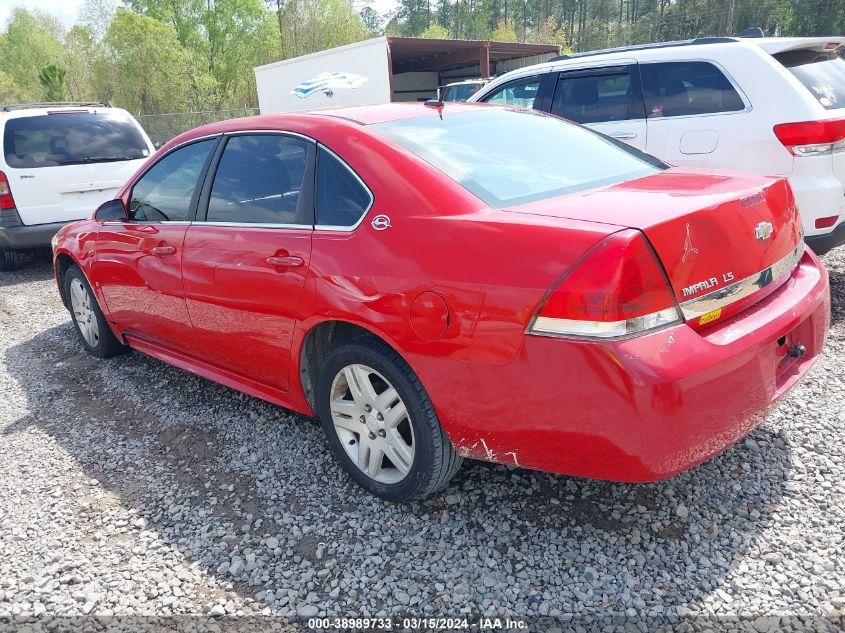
[52,103,830,501]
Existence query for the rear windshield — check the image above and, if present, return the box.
[371,108,665,208]
[775,50,845,110]
[3,112,150,169]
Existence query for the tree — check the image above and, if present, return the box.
[96,10,195,113]
[80,0,119,40]
[419,23,450,37]
[360,6,383,34]
[38,64,67,101]
[63,26,98,101]
[491,17,518,40]
[0,9,64,101]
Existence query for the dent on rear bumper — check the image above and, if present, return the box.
[411,250,830,482]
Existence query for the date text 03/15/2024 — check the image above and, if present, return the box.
[306,616,529,630]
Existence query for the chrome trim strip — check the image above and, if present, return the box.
[680,242,804,320]
[192,221,310,230]
[222,129,316,144]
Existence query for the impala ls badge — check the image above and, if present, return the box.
[755,221,774,241]
[371,214,391,231]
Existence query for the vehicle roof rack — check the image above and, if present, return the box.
[549,37,739,62]
[0,101,112,112]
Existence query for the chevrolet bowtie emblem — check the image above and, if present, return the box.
[755,221,774,240]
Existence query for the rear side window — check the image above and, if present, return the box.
[442,83,484,102]
[775,51,845,110]
[481,77,541,108]
[551,69,644,123]
[372,109,665,208]
[641,62,745,118]
[207,134,312,225]
[130,139,215,222]
[3,112,150,169]
[316,147,372,228]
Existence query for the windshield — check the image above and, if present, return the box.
[777,51,845,110]
[442,83,483,102]
[3,112,151,169]
[371,108,666,208]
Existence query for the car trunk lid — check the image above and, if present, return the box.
[509,169,804,324]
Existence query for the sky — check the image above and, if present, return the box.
[0,0,84,27]
[0,0,398,29]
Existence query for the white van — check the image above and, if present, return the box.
[0,103,155,270]
[470,36,845,254]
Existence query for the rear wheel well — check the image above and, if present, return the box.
[55,253,76,308]
[299,321,393,412]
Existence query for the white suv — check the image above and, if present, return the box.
[0,103,155,270]
[469,36,845,254]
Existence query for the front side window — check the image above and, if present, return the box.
[316,147,372,227]
[207,135,312,225]
[551,69,644,123]
[3,112,150,169]
[129,139,215,222]
[372,109,665,209]
[776,51,845,110]
[481,77,541,108]
[641,61,745,118]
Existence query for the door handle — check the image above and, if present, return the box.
[266,255,305,269]
[609,131,637,140]
[151,245,176,256]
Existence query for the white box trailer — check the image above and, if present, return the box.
[254,36,560,113]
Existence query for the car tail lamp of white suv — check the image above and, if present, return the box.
[774,118,845,156]
[0,170,22,228]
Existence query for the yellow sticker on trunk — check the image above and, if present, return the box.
[699,308,722,325]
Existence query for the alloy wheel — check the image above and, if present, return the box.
[329,363,415,484]
[69,278,100,348]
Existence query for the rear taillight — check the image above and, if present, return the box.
[528,229,681,339]
[0,170,16,209]
[774,118,845,156]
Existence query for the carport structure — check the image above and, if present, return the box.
[254,36,560,112]
[386,37,560,80]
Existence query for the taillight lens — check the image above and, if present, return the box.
[0,170,16,210]
[773,118,845,156]
[528,229,681,339]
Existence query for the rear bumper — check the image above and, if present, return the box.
[0,221,69,250]
[411,249,830,481]
[805,222,845,256]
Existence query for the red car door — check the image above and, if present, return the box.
[181,133,315,391]
[93,138,218,351]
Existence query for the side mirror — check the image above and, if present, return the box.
[95,199,127,221]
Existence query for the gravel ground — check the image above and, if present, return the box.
[0,249,843,629]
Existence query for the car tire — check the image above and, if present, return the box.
[64,265,127,358]
[0,247,21,272]
[317,335,462,501]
